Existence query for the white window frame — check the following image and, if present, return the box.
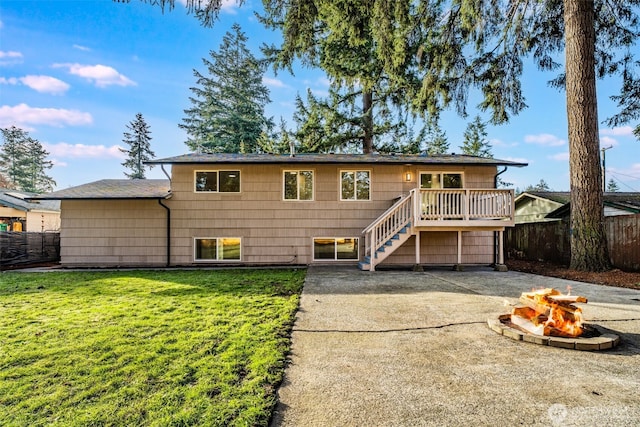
[312,237,360,261]
[339,169,371,201]
[283,169,315,201]
[193,237,242,262]
[418,171,465,189]
[194,170,241,193]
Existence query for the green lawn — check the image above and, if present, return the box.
[0,269,306,426]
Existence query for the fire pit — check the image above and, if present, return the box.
[488,288,620,351]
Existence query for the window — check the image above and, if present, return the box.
[340,170,370,201]
[194,238,241,261]
[195,170,240,193]
[313,238,359,261]
[420,172,463,189]
[283,170,314,200]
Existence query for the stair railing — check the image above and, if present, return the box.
[363,189,415,270]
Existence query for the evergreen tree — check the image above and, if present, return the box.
[259,2,423,154]
[0,126,28,189]
[606,179,619,192]
[256,118,293,155]
[180,23,272,153]
[120,113,155,179]
[0,126,55,193]
[461,116,492,158]
[525,179,552,192]
[424,120,449,155]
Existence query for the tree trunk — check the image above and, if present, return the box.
[563,0,611,271]
[362,91,373,153]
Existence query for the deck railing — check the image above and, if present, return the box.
[416,189,514,223]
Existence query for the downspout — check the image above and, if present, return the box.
[493,167,508,266]
[158,198,171,267]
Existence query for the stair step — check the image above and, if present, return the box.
[358,261,371,271]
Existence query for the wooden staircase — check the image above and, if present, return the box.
[360,190,415,271]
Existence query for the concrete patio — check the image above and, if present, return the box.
[271,266,640,426]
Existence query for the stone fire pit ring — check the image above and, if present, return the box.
[488,314,620,351]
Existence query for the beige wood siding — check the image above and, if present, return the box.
[58,163,500,267]
[60,200,167,266]
[381,230,495,266]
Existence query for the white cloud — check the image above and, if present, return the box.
[0,103,93,128]
[44,142,125,159]
[525,133,566,146]
[490,138,518,148]
[0,50,23,65]
[54,63,136,88]
[21,75,70,94]
[599,136,619,147]
[600,126,634,137]
[0,51,22,59]
[549,152,569,161]
[263,76,288,88]
[317,77,331,87]
[73,44,91,52]
[311,89,329,97]
[178,0,238,13]
[50,159,68,167]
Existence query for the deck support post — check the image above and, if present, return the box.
[451,230,464,271]
[494,229,508,271]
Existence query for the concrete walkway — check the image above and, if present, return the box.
[270,266,640,426]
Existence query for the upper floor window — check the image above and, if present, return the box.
[283,170,314,201]
[195,170,240,193]
[420,172,463,189]
[340,170,370,201]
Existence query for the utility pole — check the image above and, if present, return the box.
[601,145,613,192]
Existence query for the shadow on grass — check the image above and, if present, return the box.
[0,268,306,298]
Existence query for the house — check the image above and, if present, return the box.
[515,191,640,223]
[0,189,60,232]
[33,153,526,270]
[514,191,570,223]
[546,192,640,219]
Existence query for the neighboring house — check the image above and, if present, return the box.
[33,153,526,270]
[0,189,60,232]
[546,192,640,219]
[514,192,570,223]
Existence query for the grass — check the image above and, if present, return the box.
[0,269,306,426]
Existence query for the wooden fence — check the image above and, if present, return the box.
[505,214,640,271]
[0,232,60,269]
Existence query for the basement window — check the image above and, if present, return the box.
[313,237,359,261]
[194,238,241,261]
[195,170,240,193]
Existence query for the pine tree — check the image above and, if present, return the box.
[0,126,55,193]
[425,121,450,155]
[606,179,619,192]
[120,113,155,179]
[180,23,272,153]
[525,179,552,192]
[461,116,492,158]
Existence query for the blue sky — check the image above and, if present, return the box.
[1,0,639,192]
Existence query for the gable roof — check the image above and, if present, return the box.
[514,191,571,206]
[546,192,640,218]
[146,152,528,167]
[0,189,60,212]
[30,179,171,200]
